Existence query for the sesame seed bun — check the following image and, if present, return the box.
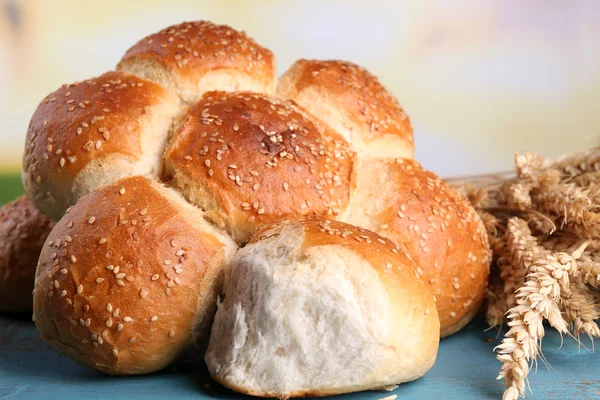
[277,59,413,160]
[164,91,354,243]
[341,158,491,337]
[118,21,277,105]
[206,219,439,397]
[22,71,181,221]
[0,196,55,313]
[33,176,237,375]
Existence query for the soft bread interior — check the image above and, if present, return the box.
[206,224,396,396]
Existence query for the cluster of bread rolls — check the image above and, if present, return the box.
[1,20,490,398]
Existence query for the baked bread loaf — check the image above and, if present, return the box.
[33,176,236,374]
[22,71,180,220]
[206,219,439,398]
[20,19,491,384]
[118,21,277,104]
[278,59,414,159]
[0,196,55,313]
[278,59,490,337]
[164,91,353,243]
[342,158,491,337]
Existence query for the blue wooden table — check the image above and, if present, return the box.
[0,315,598,399]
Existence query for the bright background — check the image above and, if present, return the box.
[1,0,599,178]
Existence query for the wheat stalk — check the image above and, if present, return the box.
[445,147,600,399]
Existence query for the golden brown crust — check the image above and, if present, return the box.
[33,176,234,374]
[0,196,55,313]
[118,21,276,103]
[253,219,422,292]
[345,158,491,337]
[277,59,413,158]
[22,71,179,220]
[165,91,354,243]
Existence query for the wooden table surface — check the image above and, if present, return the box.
[0,315,598,400]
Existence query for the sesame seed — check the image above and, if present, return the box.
[71,255,77,263]
[88,216,96,224]
[99,238,107,244]
[60,290,67,298]
[116,280,125,287]
[129,337,136,343]
[60,268,68,274]
[152,274,159,281]
[106,264,114,270]
[119,187,126,195]
[117,323,123,332]
[96,278,104,283]
[112,349,119,357]
[106,319,113,327]
[450,312,457,318]
[106,304,113,312]
[151,316,158,322]
[77,285,83,294]
[123,317,133,322]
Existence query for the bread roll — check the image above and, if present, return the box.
[342,158,491,337]
[33,176,236,375]
[22,71,181,220]
[118,21,276,105]
[277,59,413,159]
[164,91,353,243]
[0,196,55,313]
[206,219,439,398]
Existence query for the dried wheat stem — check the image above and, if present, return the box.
[552,146,600,177]
[496,252,576,400]
[562,283,600,339]
[500,218,543,307]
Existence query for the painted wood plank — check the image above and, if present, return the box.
[1,316,598,399]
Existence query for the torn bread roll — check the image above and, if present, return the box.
[22,71,181,220]
[33,176,236,374]
[206,219,439,398]
[278,59,413,159]
[343,158,491,337]
[0,196,55,313]
[118,21,277,104]
[164,91,353,243]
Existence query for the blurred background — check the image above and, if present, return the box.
[1,0,599,198]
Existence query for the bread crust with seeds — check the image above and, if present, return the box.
[118,21,277,105]
[165,91,354,243]
[0,196,55,313]
[277,59,414,159]
[205,219,439,398]
[33,176,237,375]
[341,158,491,337]
[22,71,181,221]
